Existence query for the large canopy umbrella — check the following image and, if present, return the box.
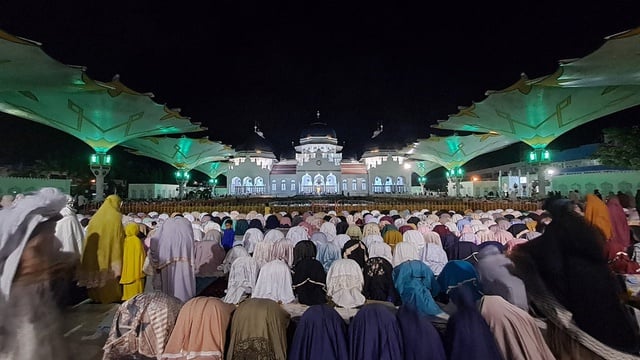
[403,133,518,196]
[0,30,206,200]
[403,133,519,170]
[121,136,235,198]
[0,29,89,92]
[192,161,228,195]
[432,26,640,196]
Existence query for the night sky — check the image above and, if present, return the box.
[1,1,639,170]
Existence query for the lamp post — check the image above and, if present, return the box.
[208,178,218,197]
[175,169,190,199]
[89,152,112,202]
[445,166,464,197]
[526,148,551,198]
[418,175,427,195]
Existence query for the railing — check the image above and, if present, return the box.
[85,196,539,215]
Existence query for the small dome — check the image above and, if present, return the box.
[235,132,275,155]
[362,126,408,155]
[300,122,337,139]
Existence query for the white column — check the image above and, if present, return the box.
[91,166,110,202]
[537,165,546,199]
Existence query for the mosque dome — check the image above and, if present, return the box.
[361,124,409,157]
[234,131,276,158]
[300,122,337,140]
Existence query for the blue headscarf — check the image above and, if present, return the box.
[311,233,341,272]
[437,260,483,302]
[396,305,446,360]
[289,304,348,360]
[444,286,502,360]
[392,260,443,316]
[348,303,403,359]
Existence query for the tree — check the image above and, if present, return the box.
[593,127,640,170]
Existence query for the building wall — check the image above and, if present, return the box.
[550,170,640,197]
[447,180,500,197]
[0,176,71,196]
[366,155,412,194]
[227,157,271,195]
[128,184,182,199]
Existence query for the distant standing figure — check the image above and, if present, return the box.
[221,219,235,251]
[120,222,146,300]
[151,217,195,302]
[594,189,603,200]
[77,194,125,304]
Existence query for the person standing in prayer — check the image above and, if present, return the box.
[55,194,85,257]
[120,222,146,300]
[77,194,125,304]
[221,218,235,252]
[0,188,76,360]
[53,194,86,306]
[151,216,196,302]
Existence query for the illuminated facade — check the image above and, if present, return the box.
[226,121,415,196]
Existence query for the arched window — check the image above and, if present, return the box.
[231,177,242,194]
[361,179,367,191]
[342,179,348,191]
[254,176,265,194]
[352,179,357,191]
[314,174,325,185]
[385,176,393,193]
[302,174,313,194]
[291,180,296,191]
[314,174,325,194]
[373,176,383,193]
[302,174,312,186]
[243,177,253,194]
[396,176,405,193]
[271,179,276,191]
[326,173,337,193]
[281,179,286,191]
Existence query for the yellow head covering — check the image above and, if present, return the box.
[78,195,125,303]
[120,222,146,301]
[584,194,612,240]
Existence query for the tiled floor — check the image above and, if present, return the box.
[61,301,119,360]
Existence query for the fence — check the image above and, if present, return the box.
[85,196,539,215]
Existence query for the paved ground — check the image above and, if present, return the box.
[58,278,227,360]
[61,300,119,360]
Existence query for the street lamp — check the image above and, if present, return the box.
[445,166,464,197]
[89,152,112,201]
[417,175,427,195]
[526,148,552,198]
[208,177,218,197]
[175,169,190,199]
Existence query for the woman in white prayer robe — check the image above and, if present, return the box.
[55,195,85,258]
[252,259,295,304]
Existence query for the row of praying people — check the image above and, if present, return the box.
[7,189,637,358]
[74,191,640,307]
[105,289,553,360]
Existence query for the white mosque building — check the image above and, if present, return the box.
[226,116,414,197]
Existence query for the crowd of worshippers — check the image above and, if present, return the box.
[1,189,640,359]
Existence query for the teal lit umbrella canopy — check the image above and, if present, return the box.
[193,161,228,180]
[121,135,235,171]
[0,30,205,154]
[432,26,640,149]
[403,133,519,169]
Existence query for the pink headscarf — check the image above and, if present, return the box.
[607,196,631,256]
